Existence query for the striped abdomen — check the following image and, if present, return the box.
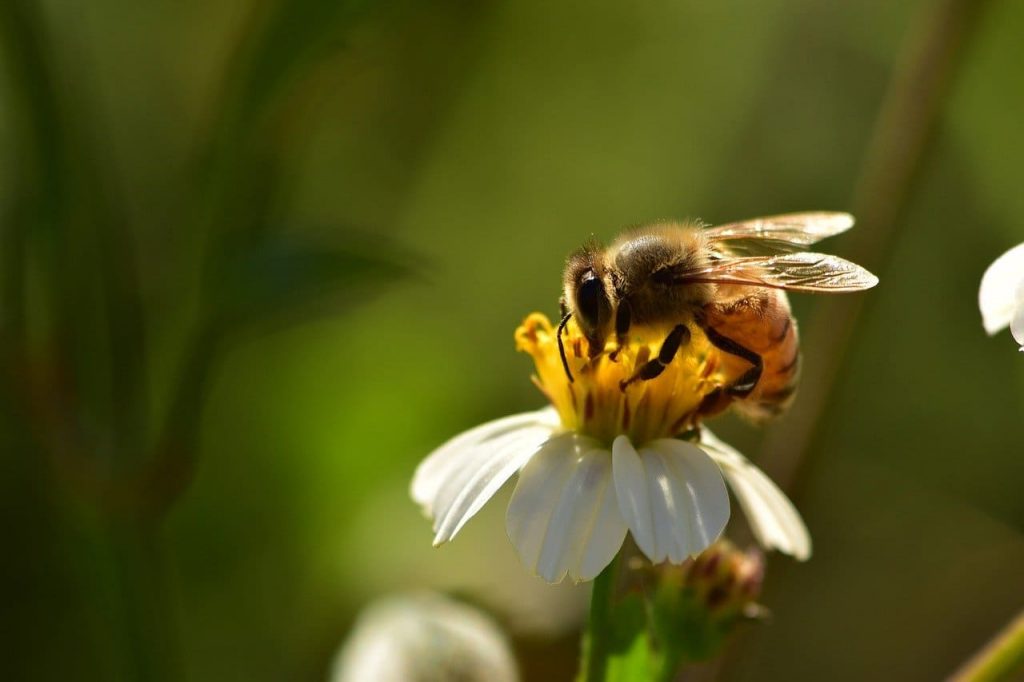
[703,288,801,421]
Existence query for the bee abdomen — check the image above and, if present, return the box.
[703,291,801,422]
[739,313,800,421]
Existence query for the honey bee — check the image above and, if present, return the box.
[559,212,878,420]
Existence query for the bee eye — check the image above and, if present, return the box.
[577,272,605,324]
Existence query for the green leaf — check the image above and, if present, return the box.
[212,231,414,331]
[228,0,378,124]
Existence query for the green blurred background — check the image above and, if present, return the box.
[1,0,1022,680]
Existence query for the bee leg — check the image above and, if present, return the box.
[557,312,575,383]
[696,386,731,417]
[697,322,763,398]
[609,303,632,361]
[620,324,690,390]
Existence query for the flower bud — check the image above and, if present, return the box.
[685,540,765,621]
[649,540,766,661]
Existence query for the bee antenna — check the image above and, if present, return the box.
[557,312,575,383]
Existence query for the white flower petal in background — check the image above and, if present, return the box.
[506,434,627,582]
[330,592,518,682]
[979,242,1024,340]
[699,429,812,561]
[613,435,730,564]
[1013,304,1024,350]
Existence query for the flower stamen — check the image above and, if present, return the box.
[516,313,745,444]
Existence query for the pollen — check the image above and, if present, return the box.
[515,313,738,444]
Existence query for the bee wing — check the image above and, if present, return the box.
[675,252,878,293]
[704,212,855,254]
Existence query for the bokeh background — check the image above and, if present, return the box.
[2,0,1022,680]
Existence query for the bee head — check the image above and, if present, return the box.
[563,245,613,355]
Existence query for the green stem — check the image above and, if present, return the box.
[951,610,1024,682]
[581,556,620,682]
[139,316,225,518]
[107,521,180,682]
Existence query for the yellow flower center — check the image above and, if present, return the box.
[515,313,740,444]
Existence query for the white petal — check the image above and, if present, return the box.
[979,243,1024,335]
[611,435,656,557]
[534,449,621,582]
[431,427,552,545]
[411,408,559,546]
[1012,304,1024,350]
[699,429,812,561]
[614,436,729,564]
[577,473,629,581]
[411,407,557,512]
[507,435,627,583]
[505,434,579,572]
[638,448,684,563]
[650,439,731,558]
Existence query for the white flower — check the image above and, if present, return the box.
[329,592,518,682]
[413,407,810,583]
[979,242,1024,351]
[412,314,811,583]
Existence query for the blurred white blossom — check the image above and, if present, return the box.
[979,242,1024,351]
[329,593,518,682]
